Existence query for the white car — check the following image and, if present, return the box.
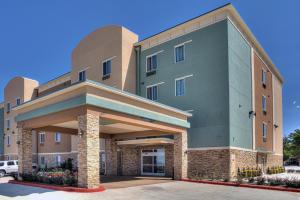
[0,160,18,177]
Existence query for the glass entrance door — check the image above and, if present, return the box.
[141,148,165,176]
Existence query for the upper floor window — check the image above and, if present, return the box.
[55,132,61,143]
[262,96,267,114]
[6,119,10,130]
[7,135,10,146]
[175,44,185,63]
[146,85,158,101]
[39,132,45,144]
[175,78,185,96]
[262,123,267,142]
[78,70,86,82]
[262,69,267,87]
[6,102,11,113]
[146,55,157,72]
[16,98,21,106]
[102,59,112,78]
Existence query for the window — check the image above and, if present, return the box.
[6,119,10,130]
[7,135,10,145]
[262,96,267,114]
[55,132,61,143]
[146,55,157,72]
[78,70,86,82]
[55,155,61,167]
[6,102,11,113]
[262,123,267,142]
[175,45,185,63]
[40,156,45,165]
[39,133,45,144]
[0,162,4,167]
[102,60,112,77]
[7,161,15,166]
[175,78,185,96]
[16,98,21,106]
[262,69,267,87]
[146,85,158,101]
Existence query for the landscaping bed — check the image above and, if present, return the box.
[182,166,300,193]
[181,178,300,193]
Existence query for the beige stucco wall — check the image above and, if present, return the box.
[273,76,283,155]
[71,25,138,93]
[4,77,39,157]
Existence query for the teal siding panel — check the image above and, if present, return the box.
[139,20,230,148]
[228,20,253,149]
[0,108,4,155]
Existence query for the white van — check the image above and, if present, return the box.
[0,160,18,177]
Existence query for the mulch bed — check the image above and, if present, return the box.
[8,180,105,193]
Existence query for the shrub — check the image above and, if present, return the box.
[267,166,285,174]
[256,177,265,185]
[237,167,262,178]
[268,178,284,186]
[20,170,77,186]
[285,178,300,188]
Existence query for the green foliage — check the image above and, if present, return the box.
[60,158,73,171]
[284,129,300,160]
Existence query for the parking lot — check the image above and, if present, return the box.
[0,176,300,200]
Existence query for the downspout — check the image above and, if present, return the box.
[36,131,39,167]
[135,45,141,95]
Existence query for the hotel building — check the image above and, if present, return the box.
[0,4,283,188]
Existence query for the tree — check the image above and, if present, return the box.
[284,129,300,161]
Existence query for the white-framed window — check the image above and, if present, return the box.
[78,70,86,82]
[16,98,21,106]
[39,132,45,144]
[262,123,267,142]
[175,78,185,96]
[146,85,158,101]
[55,132,61,143]
[55,155,61,166]
[146,54,157,72]
[262,95,267,113]
[102,59,112,77]
[7,135,10,145]
[40,156,45,165]
[175,75,193,96]
[6,102,11,113]
[262,69,267,86]
[175,44,185,63]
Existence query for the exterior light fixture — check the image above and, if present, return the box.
[249,111,256,119]
[78,129,84,138]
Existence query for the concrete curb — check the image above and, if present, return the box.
[181,179,300,193]
[8,180,105,193]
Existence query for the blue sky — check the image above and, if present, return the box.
[0,0,299,136]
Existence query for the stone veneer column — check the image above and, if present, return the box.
[174,131,188,180]
[77,113,100,188]
[105,138,117,175]
[18,128,33,178]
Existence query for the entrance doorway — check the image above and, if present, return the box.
[141,148,165,176]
